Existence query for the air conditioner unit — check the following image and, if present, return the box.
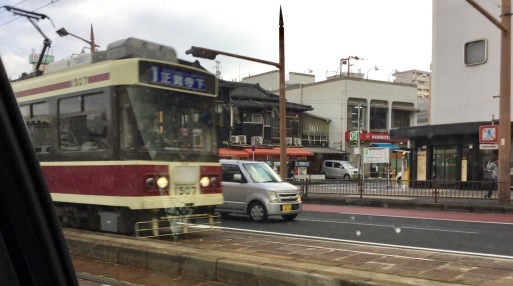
[251,136,263,146]
[293,138,302,146]
[286,137,293,145]
[230,135,240,144]
[239,135,247,144]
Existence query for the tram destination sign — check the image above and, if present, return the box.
[139,61,217,96]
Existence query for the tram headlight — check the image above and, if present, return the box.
[200,176,210,187]
[157,177,169,189]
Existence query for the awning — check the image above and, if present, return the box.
[243,147,314,157]
[218,148,250,158]
[370,143,399,149]
[286,148,314,156]
[304,147,348,154]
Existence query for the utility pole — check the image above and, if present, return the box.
[186,7,288,179]
[466,0,511,203]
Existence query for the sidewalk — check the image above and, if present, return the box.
[302,193,513,215]
[66,197,513,286]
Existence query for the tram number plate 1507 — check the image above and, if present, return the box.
[176,185,197,196]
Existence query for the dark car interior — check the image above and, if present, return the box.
[0,57,77,285]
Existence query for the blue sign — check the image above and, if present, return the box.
[149,66,206,91]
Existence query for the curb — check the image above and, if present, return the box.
[302,197,513,214]
[64,229,461,286]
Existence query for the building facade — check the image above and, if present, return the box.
[391,0,510,185]
[393,70,431,126]
[242,71,418,177]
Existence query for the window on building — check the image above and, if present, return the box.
[464,39,487,66]
[370,101,388,131]
[264,114,272,126]
[242,113,263,124]
[348,105,366,131]
[392,110,411,128]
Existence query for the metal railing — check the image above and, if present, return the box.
[289,178,511,202]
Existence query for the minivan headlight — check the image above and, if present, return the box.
[268,191,279,203]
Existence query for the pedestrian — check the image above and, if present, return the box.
[484,155,498,198]
[287,157,297,179]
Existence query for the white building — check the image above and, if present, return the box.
[285,76,418,152]
[242,71,418,175]
[390,0,508,183]
[431,0,501,124]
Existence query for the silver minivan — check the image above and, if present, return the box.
[218,159,302,222]
[321,160,359,179]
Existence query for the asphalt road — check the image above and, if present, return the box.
[219,203,513,257]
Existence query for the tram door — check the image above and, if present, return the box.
[432,146,457,182]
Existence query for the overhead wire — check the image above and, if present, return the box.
[0,0,61,27]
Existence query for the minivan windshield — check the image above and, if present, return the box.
[242,162,282,183]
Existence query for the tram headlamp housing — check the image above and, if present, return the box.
[157,177,169,189]
[200,176,210,187]
[209,176,219,187]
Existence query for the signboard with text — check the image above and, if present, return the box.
[363,147,389,164]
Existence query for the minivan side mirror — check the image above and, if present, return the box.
[233,174,242,182]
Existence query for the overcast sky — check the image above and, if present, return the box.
[0,0,432,82]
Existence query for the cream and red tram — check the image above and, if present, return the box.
[12,38,222,234]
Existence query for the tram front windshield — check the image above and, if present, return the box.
[119,86,217,161]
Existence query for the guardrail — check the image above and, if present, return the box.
[288,178,510,202]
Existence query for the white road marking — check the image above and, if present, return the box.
[298,218,478,234]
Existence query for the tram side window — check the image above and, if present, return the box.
[58,94,108,152]
[20,103,52,153]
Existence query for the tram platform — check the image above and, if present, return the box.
[66,210,513,286]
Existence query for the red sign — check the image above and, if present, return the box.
[479,125,498,143]
[344,132,404,142]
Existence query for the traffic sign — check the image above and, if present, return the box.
[349,131,359,146]
[480,125,498,143]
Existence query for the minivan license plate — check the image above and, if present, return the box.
[282,204,292,212]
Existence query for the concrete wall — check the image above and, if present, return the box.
[431,0,502,124]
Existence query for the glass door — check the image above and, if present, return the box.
[432,145,458,183]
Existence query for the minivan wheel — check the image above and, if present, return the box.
[281,214,298,221]
[248,202,268,222]
[343,174,350,179]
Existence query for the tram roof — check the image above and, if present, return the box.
[15,38,205,80]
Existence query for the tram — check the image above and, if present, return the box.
[11,38,223,235]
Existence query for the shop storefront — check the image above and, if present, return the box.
[390,121,505,186]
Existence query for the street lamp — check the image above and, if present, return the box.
[56,25,99,52]
[366,66,379,79]
[388,69,398,82]
[186,7,288,179]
